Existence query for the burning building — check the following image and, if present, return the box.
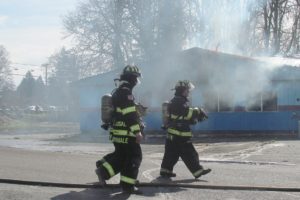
[74,47,300,135]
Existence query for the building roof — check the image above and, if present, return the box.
[255,56,300,68]
[71,69,119,87]
[72,47,300,87]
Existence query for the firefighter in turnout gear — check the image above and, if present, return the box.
[160,80,211,179]
[95,65,144,194]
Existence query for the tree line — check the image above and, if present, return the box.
[61,0,300,76]
[0,46,76,108]
[0,0,299,108]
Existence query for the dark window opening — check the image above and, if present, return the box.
[247,93,262,111]
[219,100,233,112]
[202,91,278,112]
[203,99,218,112]
[202,93,233,112]
[246,91,277,112]
[263,92,277,111]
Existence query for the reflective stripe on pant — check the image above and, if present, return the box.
[98,142,142,189]
[102,161,115,177]
[161,137,202,177]
[120,143,142,189]
[121,175,137,185]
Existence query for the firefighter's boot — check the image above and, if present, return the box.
[160,171,176,178]
[95,166,107,186]
[195,168,212,179]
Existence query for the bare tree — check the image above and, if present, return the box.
[63,0,124,74]
[63,0,201,75]
[249,0,300,56]
[284,0,300,55]
[0,45,14,92]
[63,0,299,71]
[46,47,80,83]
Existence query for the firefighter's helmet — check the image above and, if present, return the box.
[174,80,195,91]
[122,65,141,77]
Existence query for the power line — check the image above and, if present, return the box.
[11,62,42,68]
[10,73,40,78]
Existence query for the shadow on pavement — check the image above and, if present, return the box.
[172,178,208,184]
[51,186,185,200]
[151,176,208,184]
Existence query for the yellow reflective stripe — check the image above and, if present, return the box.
[170,109,193,120]
[102,162,115,177]
[116,106,136,115]
[122,106,136,114]
[114,121,126,127]
[111,137,128,144]
[193,169,203,177]
[170,114,183,119]
[120,175,136,185]
[130,124,140,132]
[167,128,192,137]
[111,129,127,136]
[111,129,135,137]
[184,108,193,120]
[116,107,122,113]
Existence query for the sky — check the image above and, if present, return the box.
[0,0,80,86]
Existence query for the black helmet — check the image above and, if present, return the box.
[121,65,141,77]
[119,65,141,87]
[174,80,195,90]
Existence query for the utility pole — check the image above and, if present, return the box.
[42,64,48,86]
[41,63,49,106]
[45,64,48,87]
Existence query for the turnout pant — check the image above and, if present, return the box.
[96,142,142,190]
[161,136,203,177]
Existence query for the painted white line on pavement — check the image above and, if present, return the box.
[284,193,300,198]
[142,160,161,181]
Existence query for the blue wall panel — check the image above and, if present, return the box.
[144,112,162,131]
[277,82,300,105]
[78,78,300,133]
[142,111,299,132]
[80,110,299,132]
[195,112,298,131]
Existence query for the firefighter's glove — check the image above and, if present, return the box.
[136,132,143,144]
[140,122,146,135]
[197,108,208,121]
[101,123,110,130]
[136,103,148,117]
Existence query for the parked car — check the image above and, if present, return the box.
[24,105,44,113]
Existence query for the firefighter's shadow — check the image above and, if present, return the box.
[50,185,185,200]
[151,176,208,184]
[173,178,208,184]
[50,187,135,200]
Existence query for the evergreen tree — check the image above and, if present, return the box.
[16,71,36,106]
[33,76,45,105]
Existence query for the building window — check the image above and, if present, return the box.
[263,91,277,111]
[202,92,233,112]
[202,91,277,112]
[246,91,277,112]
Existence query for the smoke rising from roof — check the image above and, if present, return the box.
[135,48,276,112]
